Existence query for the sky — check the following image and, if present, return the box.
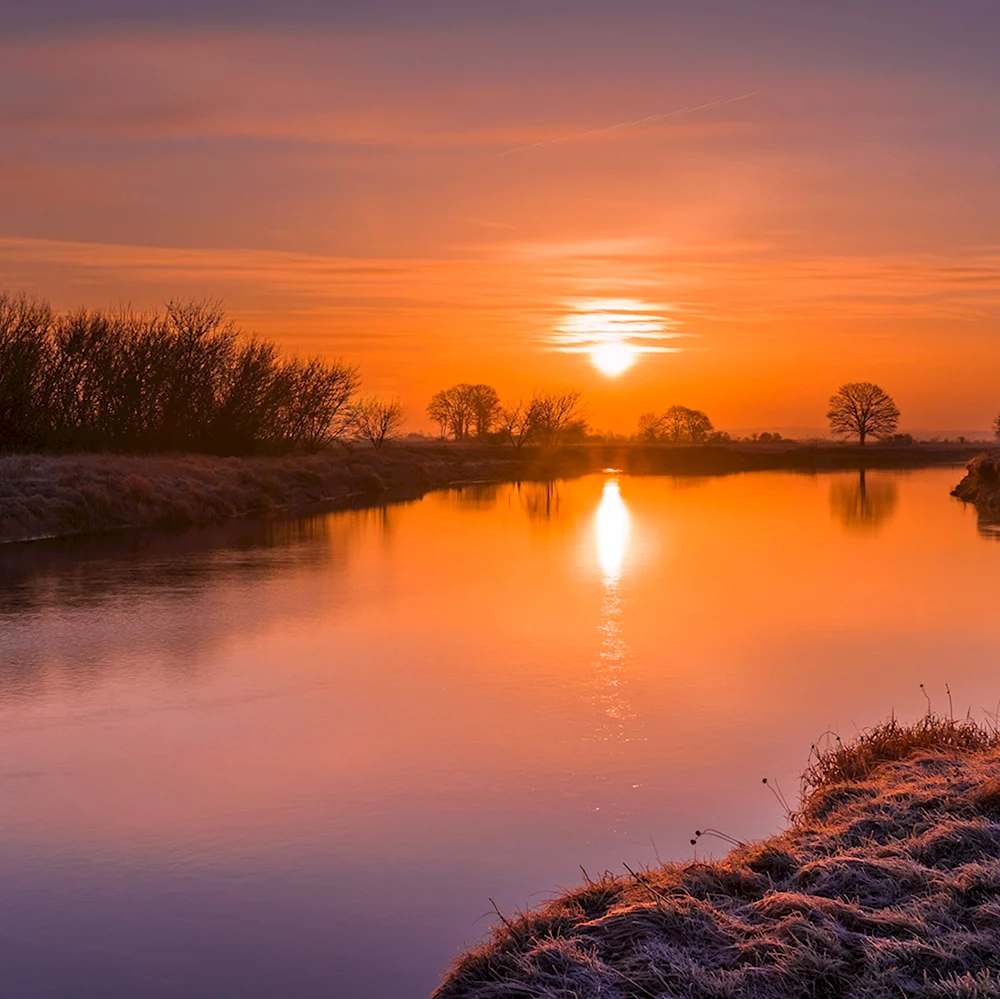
[2,0,1000,434]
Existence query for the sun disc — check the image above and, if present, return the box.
[590,340,637,377]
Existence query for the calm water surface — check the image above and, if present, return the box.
[1,467,997,998]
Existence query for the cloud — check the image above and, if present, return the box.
[3,232,1000,343]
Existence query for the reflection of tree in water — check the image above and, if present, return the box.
[829,469,898,532]
[0,505,397,699]
[518,480,560,521]
[448,484,500,510]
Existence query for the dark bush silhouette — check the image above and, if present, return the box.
[0,293,359,455]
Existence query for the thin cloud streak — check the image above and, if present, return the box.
[497,93,759,156]
[3,233,1000,335]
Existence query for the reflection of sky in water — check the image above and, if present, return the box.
[2,468,999,998]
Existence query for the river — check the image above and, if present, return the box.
[0,467,997,998]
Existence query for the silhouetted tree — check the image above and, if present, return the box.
[0,293,52,450]
[635,405,713,443]
[529,390,583,445]
[0,293,359,455]
[637,412,663,441]
[827,382,900,446]
[994,412,1000,440]
[427,383,500,440]
[427,384,470,439]
[498,402,535,449]
[353,396,405,449]
[271,356,359,452]
[467,384,501,439]
[560,418,590,443]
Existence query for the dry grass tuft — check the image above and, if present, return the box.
[803,714,1000,792]
[435,715,1000,999]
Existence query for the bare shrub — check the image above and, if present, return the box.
[353,396,405,449]
[0,292,359,455]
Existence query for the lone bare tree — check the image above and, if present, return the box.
[993,412,1000,440]
[827,382,900,446]
[353,396,404,449]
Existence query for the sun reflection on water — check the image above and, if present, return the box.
[590,478,638,754]
[595,479,630,582]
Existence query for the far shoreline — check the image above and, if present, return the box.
[0,441,988,547]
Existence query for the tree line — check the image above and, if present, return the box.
[0,293,404,454]
[427,384,586,447]
[631,383,908,446]
[3,287,985,456]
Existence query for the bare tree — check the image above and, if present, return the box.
[636,406,713,443]
[427,389,452,438]
[466,383,501,439]
[274,356,360,452]
[637,412,664,442]
[427,384,475,439]
[827,382,900,446]
[529,391,582,445]
[661,405,713,443]
[0,294,361,455]
[353,396,405,449]
[994,412,1000,441]
[498,402,535,449]
[427,383,502,440]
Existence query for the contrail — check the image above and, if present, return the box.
[497,92,758,157]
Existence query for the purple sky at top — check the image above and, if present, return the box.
[1,0,999,430]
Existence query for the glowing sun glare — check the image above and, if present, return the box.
[595,479,630,582]
[590,340,638,377]
[552,299,677,378]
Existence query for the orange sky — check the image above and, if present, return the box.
[2,3,1000,433]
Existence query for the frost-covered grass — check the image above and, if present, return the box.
[436,715,1000,999]
[0,446,564,544]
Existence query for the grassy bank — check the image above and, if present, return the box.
[952,451,1000,519]
[0,441,982,545]
[0,445,592,545]
[435,715,1000,998]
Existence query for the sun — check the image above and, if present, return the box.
[590,340,638,377]
[551,298,677,378]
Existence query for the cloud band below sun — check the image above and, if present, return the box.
[551,299,682,376]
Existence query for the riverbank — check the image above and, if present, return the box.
[0,446,595,545]
[435,715,1000,998]
[0,441,983,545]
[952,450,1000,519]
